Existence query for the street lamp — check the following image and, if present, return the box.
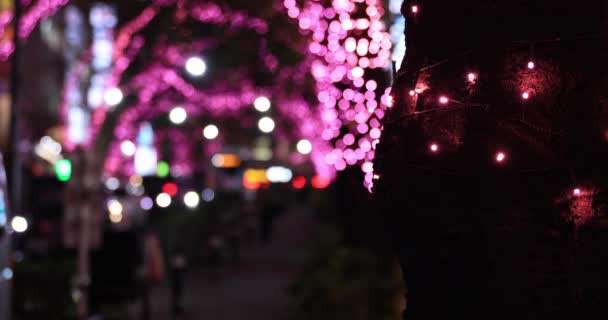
[104,87,123,107]
[258,117,275,133]
[10,216,28,233]
[185,56,206,77]
[156,193,172,208]
[120,140,136,157]
[254,96,271,112]
[169,107,187,125]
[296,139,312,154]
[183,191,200,208]
[203,124,219,140]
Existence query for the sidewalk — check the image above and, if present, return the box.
[148,207,316,320]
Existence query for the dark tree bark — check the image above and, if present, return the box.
[374,1,608,319]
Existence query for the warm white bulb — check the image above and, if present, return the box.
[185,56,206,76]
[108,199,124,224]
[120,140,136,157]
[258,117,275,133]
[254,96,271,112]
[169,107,188,124]
[183,191,200,208]
[104,88,123,107]
[439,96,449,104]
[11,216,28,233]
[527,61,535,69]
[156,193,172,208]
[296,139,313,155]
[107,199,123,215]
[522,92,530,100]
[203,124,219,140]
[109,212,123,223]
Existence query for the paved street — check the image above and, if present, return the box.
[148,208,316,320]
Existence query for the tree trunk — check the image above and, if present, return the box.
[374,1,608,319]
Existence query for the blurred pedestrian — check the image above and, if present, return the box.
[207,233,224,283]
[226,225,241,265]
[242,202,258,247]
[258,187,283,245]
[169,246,187,316]
[141,229,165,320]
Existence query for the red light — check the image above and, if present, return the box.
[409,90,416,96]
[495,152,506,163]
[527,61,535,69]
[439,96,449,104]
[573,188,582,196]
[411,5,419,13]
[292,176,306,189]
[162,182,178,196]
[467,72,477,83]
[522,92,530,100]
[243,179,260,190]
[429,143,439,153]
[311,176,331,189]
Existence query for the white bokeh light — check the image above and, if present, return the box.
[11,216,28,233]
[120,140,136,157]
[2,267,13,280]
[104,87,123,107]
[156,192,172,208]
[258,117,275,133]
[169,107,188,125]
[202,188,215,202]
[254,96,271,112]
[183,191,200,208]
[296,139,312,155]
[185,56,206,76]
[203,124,219,140]
[104,177,120,191]
[266,166,293,183]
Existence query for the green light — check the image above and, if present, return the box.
[55,159,72,182]
[157,161,170,178]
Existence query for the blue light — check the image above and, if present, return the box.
[2,268,13,280]
[0,190,6,226]
[202,188,215,202]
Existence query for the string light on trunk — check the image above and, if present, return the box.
[495,151,507,163]
[429,143,439,153]
[527,61,535,69]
